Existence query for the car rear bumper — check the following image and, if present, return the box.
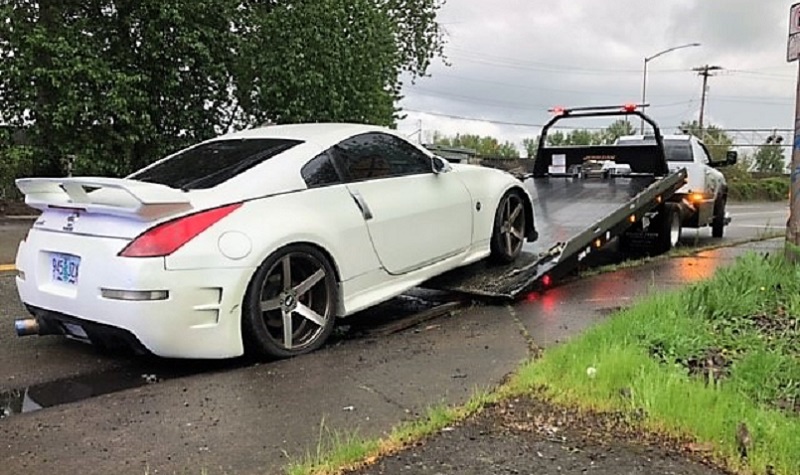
[15,230,254,359]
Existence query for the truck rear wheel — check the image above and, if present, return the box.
[712,195,726,238]
[652,203,682,254]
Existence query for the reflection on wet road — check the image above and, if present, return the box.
[513,239,781,349]
[0,203,788,475]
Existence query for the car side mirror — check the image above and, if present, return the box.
[432,156,448,174]
[726,150,738,166]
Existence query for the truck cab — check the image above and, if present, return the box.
[617,134,736,237]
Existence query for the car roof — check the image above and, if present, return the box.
[213,123,394,148]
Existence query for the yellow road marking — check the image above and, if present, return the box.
[0,264,16,272]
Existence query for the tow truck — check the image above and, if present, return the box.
[425,105,690,299]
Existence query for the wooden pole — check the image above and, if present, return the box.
[786,61,800,262]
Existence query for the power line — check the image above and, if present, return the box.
[423,73,637,98]
[409,87,550,110]
[411,73,794,104]
[403,108,792,136]
[407,86,694,112]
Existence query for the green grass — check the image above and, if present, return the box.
[512,252,800,474]
[284,390,499,475]
[286,250,800,475]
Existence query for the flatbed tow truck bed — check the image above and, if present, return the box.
[425,171,685,299]
[424,105,688,300]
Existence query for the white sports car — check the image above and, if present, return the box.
[13,124,537,359]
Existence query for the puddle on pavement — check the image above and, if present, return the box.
[0,359,244,421]
[2,241,772,421]
[0,292,455,421]
[0,368,160,419]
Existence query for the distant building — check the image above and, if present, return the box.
[423,144,477,164]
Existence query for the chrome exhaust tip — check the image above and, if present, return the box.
[14,318,40,337]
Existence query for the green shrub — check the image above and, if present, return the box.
[726,173,789,202]
[0,146,36,202]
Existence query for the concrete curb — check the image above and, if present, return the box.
[0,215,38,224]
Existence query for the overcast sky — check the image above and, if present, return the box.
[396,0,797,155]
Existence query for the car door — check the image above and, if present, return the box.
[694,140,725,197]
[331,132,473,275]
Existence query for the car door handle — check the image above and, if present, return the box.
[349,190,373,220]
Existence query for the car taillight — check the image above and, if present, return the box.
[119,203,242,258]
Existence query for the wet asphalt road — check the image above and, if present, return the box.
[0,202,788,474]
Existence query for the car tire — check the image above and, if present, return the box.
[652,203,682,255]
[242,244,338,359]
[490,190,527,263]
[712,195,726,238]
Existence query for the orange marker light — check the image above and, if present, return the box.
[629,215,636,223]
[690,192,704,203]
[594,239,602,248]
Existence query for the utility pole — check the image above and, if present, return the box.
[693,65,723,133]
[786,3,800,261]
[788,58,800,261]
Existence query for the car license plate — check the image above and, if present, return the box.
[50,253,81,285]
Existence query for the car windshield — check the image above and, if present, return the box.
[618,138,692,162]
[130,138,302,190]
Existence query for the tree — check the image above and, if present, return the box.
[236,0,397,126]
[1,0,244,175]
[562,129,599,146]
[753,142,786,174]
[678,120,733,164]
[522,127,604,155]
[0,0,446,177]
[434,133,519,158]
[522,137,539,159]
[598,119,635,144]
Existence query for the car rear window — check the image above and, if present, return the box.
[130,139,302,190]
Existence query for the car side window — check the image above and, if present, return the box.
[332,132,432,182]
[301,151,342,188]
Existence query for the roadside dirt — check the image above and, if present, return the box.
[351,395,731,475]
[0,200,37,216]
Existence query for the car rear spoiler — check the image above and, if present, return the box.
[16,177,193,221]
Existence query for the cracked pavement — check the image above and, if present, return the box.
[0,202,788,474]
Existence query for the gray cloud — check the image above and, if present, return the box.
[398,0,797,152]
